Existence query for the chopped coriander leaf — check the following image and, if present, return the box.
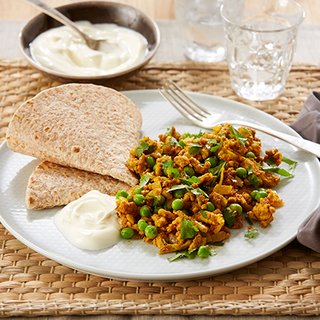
[167,167,180,178]
[282,156,298,170]
[248,174,260,188]
[190,187,209,198]
[208,161,226,176]
[181,176,200,185]
[229,126,248,145]
[262,166,294,178]
[181,218,199,239]
[168,249,197,262]
[245,226,259,239]
[135,141,150,157]
[168,184,189,192]
[139,174,150,187]
[169,137,179,146]
[189,142,202,147]
[262,156,297,178]
[162,160,174,175]
[189,146,201,155]
[210,141,222,153]
[180,131,205,139]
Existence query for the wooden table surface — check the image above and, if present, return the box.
[1,1,320,319]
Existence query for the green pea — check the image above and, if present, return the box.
[172,199,184,210]
[146,156,155,168]
[140,205,151,217]
[173,189,185,199]
[134,187,143,194]
[120,227,134,239]
[200,210,208,219]
[206,202,215,211]
[250,190,259,200]
[184,166,195,177]
[223,207,236,227]
[229,203,243,214]
[197,245,211,258]
[137,219,148,231]
[153,195,165,206]
[167,167,180,178]
[145,225,158,239]
[206,156,218,168]
[246,151,256,159]
[255,190,268,202]
[133,194,145,206]
[116,190,129,199]
[236,167,247,178]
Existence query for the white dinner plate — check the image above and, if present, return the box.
[1,90,320,281]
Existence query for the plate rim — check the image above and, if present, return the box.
[1,89,319,281]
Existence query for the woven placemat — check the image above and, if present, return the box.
[0,60,320,317]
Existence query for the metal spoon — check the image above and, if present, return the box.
[26,0,101,50]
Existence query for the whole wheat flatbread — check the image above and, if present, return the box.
[6,84,141,186]
[27,161,130,210]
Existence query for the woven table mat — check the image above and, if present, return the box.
[1,60,320,317]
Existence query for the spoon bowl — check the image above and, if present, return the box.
[26,0,104,50]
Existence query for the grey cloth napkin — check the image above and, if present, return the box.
[291,92,320,252]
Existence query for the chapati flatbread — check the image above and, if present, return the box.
[6,84,141,186]
[27,161,130,210]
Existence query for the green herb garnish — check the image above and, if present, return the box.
[181,218,199,239]
[135,141,150,157]
[229,126,248,145]
[245,226,259,239]
[168,248,197,262]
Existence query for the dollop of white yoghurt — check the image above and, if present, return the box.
[30,21,148,76]
[54,190,120,250]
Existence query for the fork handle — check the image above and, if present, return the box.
[230,120,320,158]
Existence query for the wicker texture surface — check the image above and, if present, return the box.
[0,60,320,316]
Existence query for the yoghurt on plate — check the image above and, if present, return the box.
[54,190,120,250]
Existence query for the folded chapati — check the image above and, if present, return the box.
[26,161,130,210]
[6,84,141,186]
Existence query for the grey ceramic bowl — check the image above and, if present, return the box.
[19,1,160,82]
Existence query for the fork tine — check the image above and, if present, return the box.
[166,81,211,117]
[159,89,204,124]
[160,88,204,121]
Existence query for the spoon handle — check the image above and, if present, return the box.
[25,0,93,46]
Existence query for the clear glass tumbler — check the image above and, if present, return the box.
[175,0,225,62]
[221,0,305,101]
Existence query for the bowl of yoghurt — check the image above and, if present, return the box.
[19,1,160,82]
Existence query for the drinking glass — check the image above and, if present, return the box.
[175,0,225,62]
[221,0,305,101]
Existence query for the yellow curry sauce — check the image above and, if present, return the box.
[116,124,285,256]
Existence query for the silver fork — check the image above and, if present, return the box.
[159,81,320,158]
